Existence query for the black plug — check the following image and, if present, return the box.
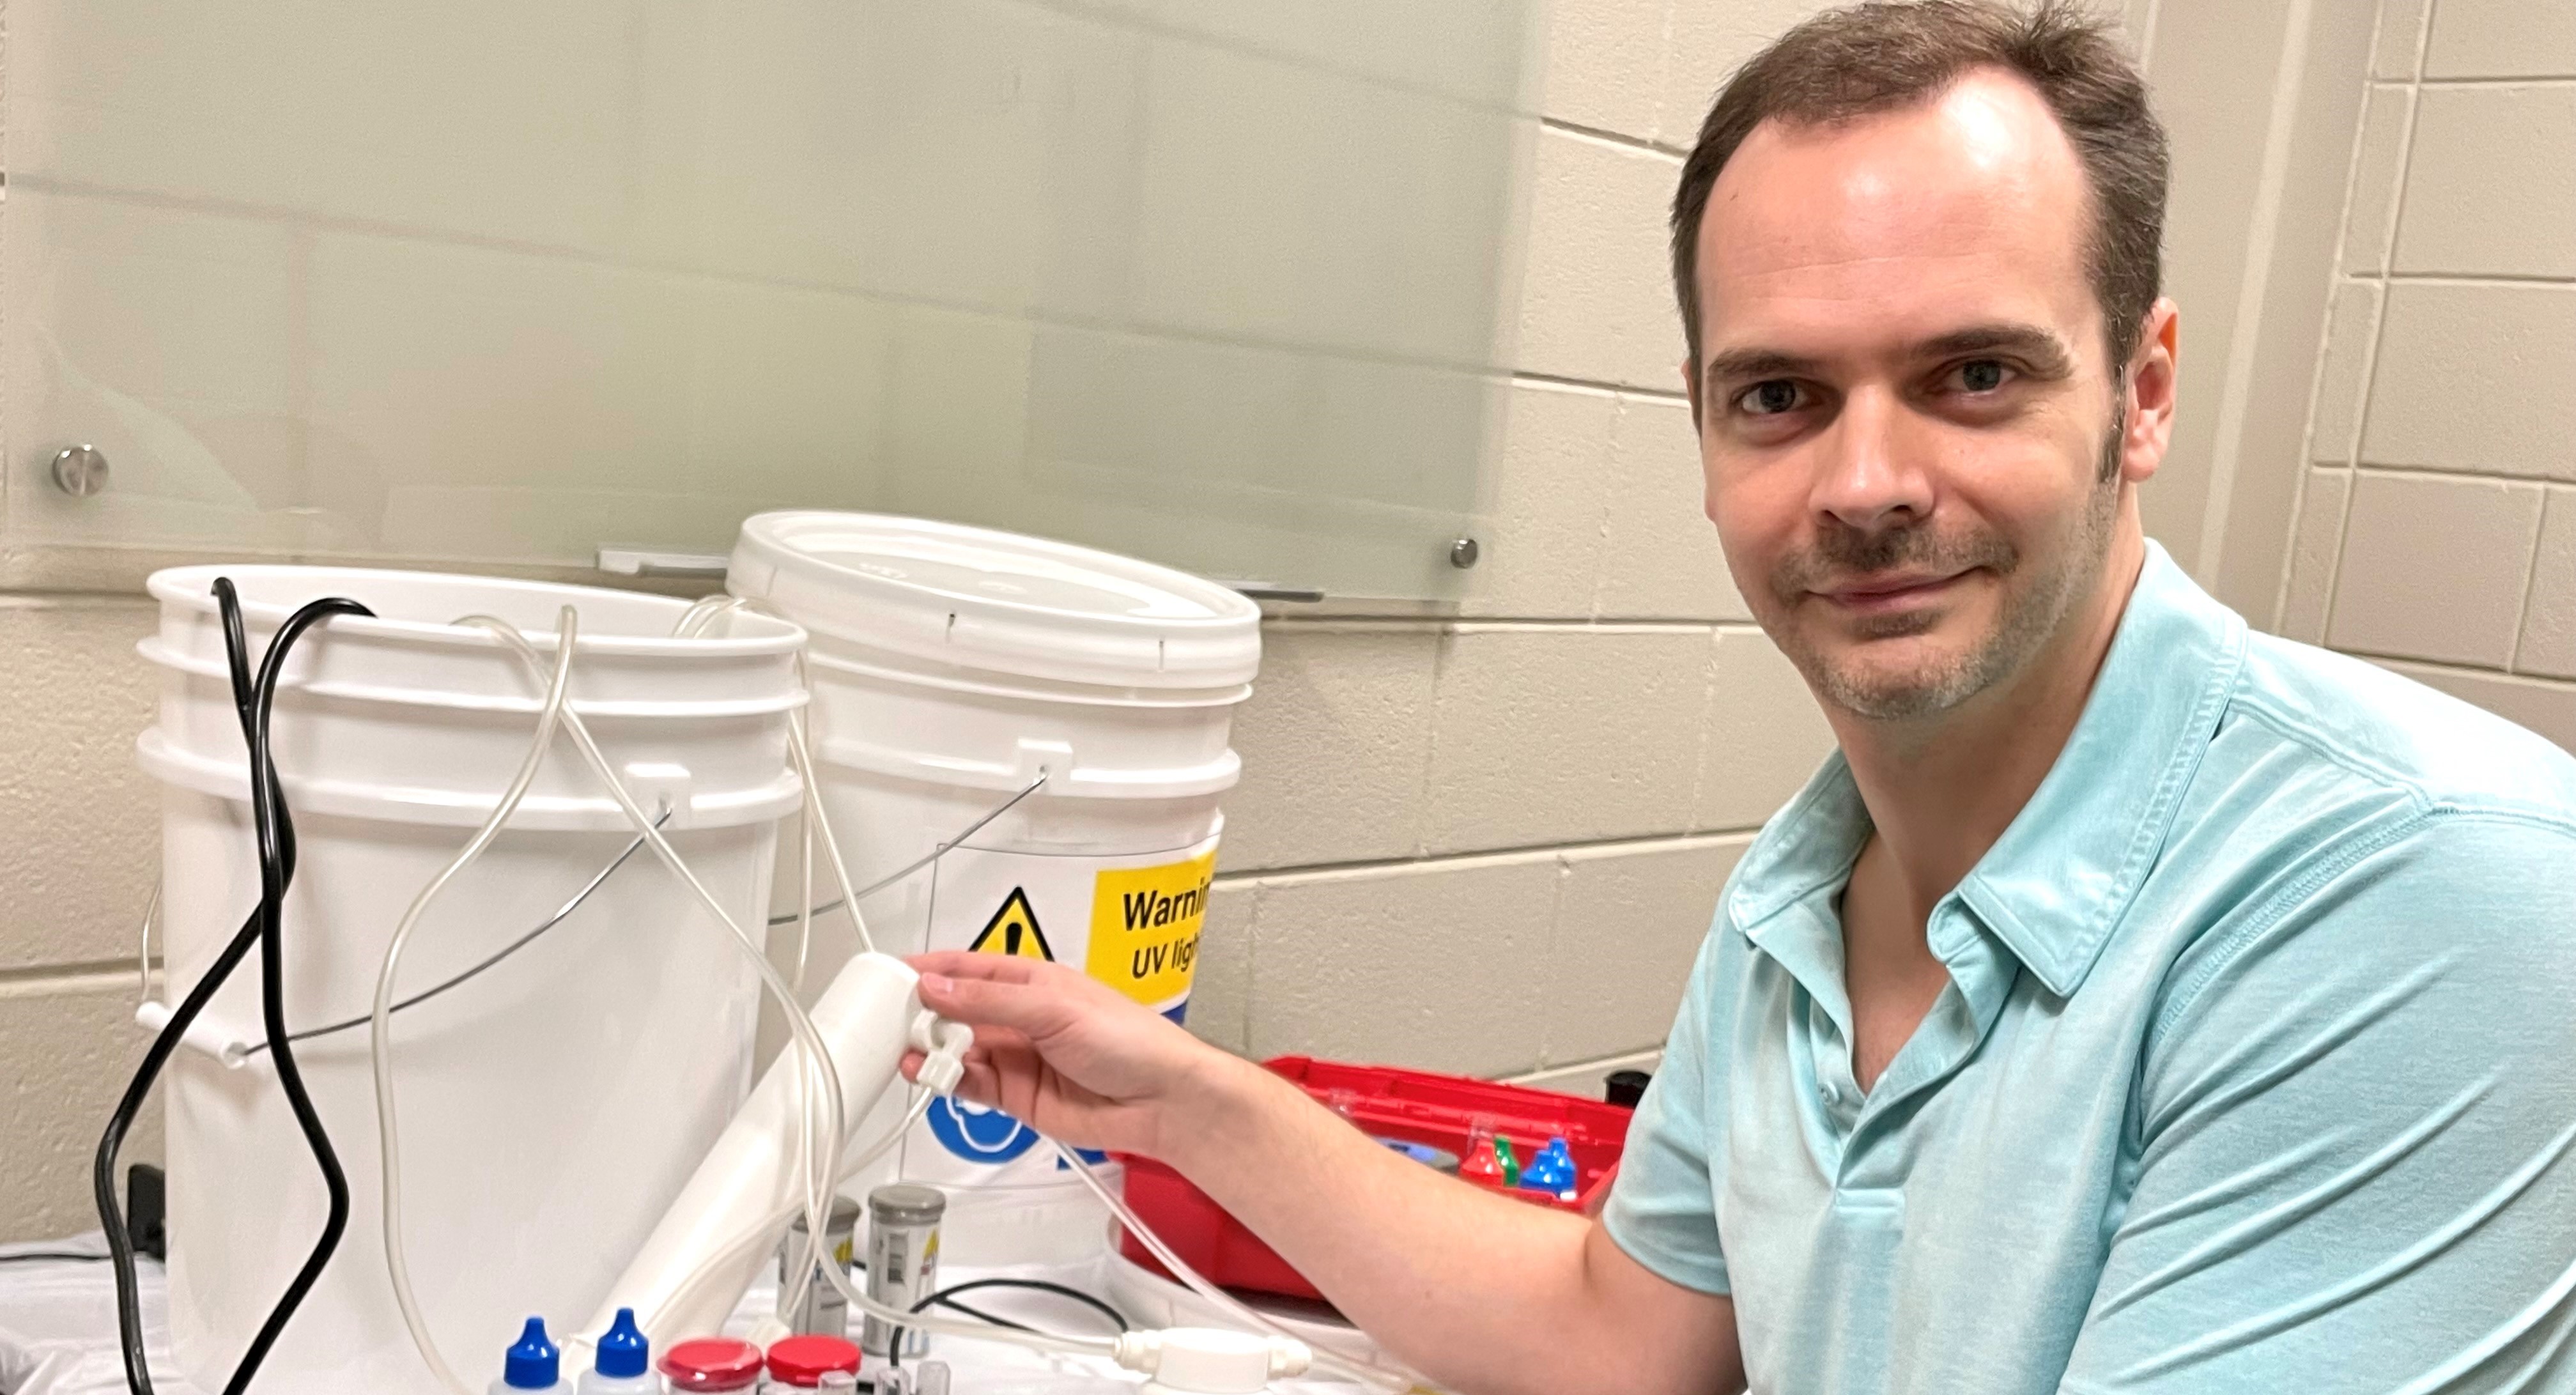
[127,1164,167,1262]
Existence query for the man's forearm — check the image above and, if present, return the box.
[1153,1053,1737,1395]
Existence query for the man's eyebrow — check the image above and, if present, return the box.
[1701,348,1825,392]
[1914,324,2076,378]
[1698,324,2078,396]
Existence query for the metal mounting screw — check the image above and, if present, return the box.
[51,444,110,497]
[1449,536,1481,569]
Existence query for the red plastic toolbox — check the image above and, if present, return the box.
[1114,1057,1636,1302]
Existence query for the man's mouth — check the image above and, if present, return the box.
[1814,570,1966,615]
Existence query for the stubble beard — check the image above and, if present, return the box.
[1768,410,2127,723]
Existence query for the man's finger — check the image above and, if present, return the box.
[909,950,1040,985]
[917,968,1074,1037]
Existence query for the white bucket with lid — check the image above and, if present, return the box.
[727,512,1260,1254]
[137,564,807,1395]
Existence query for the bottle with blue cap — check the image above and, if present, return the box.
[579,1307,657,1395]
[491,1316,571,1395]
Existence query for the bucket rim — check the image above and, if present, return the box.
[736,511,1261,633]
[149,564,806,658]
[799,644,1250,711]
[730,511,1261,688]
[137,728,805,829]
[139,637,810,719]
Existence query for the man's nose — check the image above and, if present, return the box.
[1809,389,1932,531]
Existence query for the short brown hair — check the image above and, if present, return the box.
[1670,0,2166,380]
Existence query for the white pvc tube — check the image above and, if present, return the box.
[634,1086,937,1339]
[589,951,924,1347]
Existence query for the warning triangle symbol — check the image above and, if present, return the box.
[968,886,1054,962]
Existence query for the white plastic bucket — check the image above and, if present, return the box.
[137,564,807,1395]
[727,513,1259,1258]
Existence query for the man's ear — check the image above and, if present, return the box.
[2120,299,2180,486]
[1681,353,1702,429]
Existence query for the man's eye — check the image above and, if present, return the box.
[1736,380,1806,415]
[1949,358,2014,393]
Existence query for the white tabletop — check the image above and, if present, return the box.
[0,1237,1388,1395]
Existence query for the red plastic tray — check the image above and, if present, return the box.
[1114,1057,1634,1302]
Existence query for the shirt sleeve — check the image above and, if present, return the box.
[2058,813,2576,1392]
[1601,925,1736,1297]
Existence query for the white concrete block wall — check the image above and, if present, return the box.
[2281,0,2576,754]
[0,1,1848,1241]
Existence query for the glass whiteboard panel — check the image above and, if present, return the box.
[3,1,1540,597]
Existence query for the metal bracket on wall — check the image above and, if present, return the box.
[1207,579,1325,603]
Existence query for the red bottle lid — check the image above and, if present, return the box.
[767,1334,864,1387]
[659,1337,766,1390]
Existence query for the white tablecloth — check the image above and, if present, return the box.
[0,1236,1383,1395]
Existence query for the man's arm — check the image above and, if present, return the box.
[903,952,1745,1395]
[2058,815,2576,1391]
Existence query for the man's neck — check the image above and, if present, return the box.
[1832,521,2149,923]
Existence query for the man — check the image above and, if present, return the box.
[902,3,2576,1389]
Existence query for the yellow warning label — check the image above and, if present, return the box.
[1086,849,1217,1006]
[968,887,1054,962]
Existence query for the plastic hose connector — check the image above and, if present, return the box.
[1115,1329,1312,1392]
[907,1011,974,1097]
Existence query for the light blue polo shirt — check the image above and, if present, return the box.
[1605,543,2576,1392]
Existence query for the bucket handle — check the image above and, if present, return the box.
[132,807,670,1067]
[764,769,1049,927]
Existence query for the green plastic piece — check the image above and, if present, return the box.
[1495,1136,1522,1187]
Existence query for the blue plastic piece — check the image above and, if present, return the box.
[503,1316,560,1390]
[596,1307,650,1379]
[1520,1136,1578,1194]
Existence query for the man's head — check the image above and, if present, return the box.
[1673,1,2179,724]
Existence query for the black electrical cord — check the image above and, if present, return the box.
[883,1277,1129,1369]
[0,1251,109,1265]
[91,579,374,1395]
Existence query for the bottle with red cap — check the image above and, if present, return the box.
[766,1334,863,1389]
[659,1336,766,1392]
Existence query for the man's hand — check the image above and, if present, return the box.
[897,948,1744,1395]
[899,950,1242,1160]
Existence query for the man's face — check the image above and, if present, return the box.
[1688,70,2157,723]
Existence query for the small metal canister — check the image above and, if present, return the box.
[776,1196,864,1336]
[862,1183,947,1359]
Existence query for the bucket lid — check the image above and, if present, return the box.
[729,513,1261,690]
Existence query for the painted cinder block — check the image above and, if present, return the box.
[0,600,163,973]
[1423,626,1713,852]
[2329,471,2545,667]
[1223,624,1441,872]
[2360,283,2576,481]
[1243,852,1561,1077]
[1517,127,1688,392]
[2395,86,2576,279]
[1539,835,1749,1067]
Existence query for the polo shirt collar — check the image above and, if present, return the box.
[1727,541,2247,999]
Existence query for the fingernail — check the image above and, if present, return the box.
[920,973,952,995]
